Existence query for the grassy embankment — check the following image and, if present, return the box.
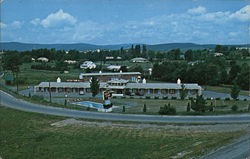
[204,85,249,96]
[0,106,247,159]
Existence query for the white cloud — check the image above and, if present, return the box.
[30,18,41,25]
[229,5,250,21]
[0,0,4,3]
[40,9,77,28]
[0,22,7,29]
[188,6,206,14]
[11,21,22,28]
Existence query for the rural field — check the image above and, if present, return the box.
[0,106,248,159]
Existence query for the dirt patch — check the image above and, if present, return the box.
[51,118,250,132]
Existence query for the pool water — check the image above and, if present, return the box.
[73,101,104,109]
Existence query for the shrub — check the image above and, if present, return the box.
[159,103,176,115]
[243,98,247,101]
[215,97,221,100]
[188,97,193,100]
[187,103,190,112]
[143,104,147,113]
[130,96,134,99]
[122,96,126,99]
[171,96,177,100]
[122,106,125,112]
[225,98,230,101]
[206,98,211,100]
[113,96,117,99]
[231,105,238,111]
[146,96,151,99]
[154,96,159,99]
[163,96,168,100]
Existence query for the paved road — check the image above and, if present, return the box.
[1,90,250,123]
[200,135,250,159]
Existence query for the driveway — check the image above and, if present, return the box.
[1,90,250,123]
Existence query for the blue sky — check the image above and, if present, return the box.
[0,0,249,45]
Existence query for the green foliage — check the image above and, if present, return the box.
[122,106,125,112]
[191,95,206,112]
[187,103,191,112]
[90,76,100,97]
[159,103,176,115]
[231,81,240,100]
[231,105,238,111]
[143,104,147,113]
[180,84,187,100]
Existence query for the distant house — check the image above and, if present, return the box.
[116,56,122,60]
[64,60,77,64]
[80,61,96,69]
[37,57,49,62]
[131,57,147,63]
[214,52,223,57]
[105,56,114,60]
[107,65,121,71]
[188,60,204,66]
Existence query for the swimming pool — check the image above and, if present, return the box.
[73,101,104,109]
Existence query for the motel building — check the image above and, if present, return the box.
[34,72,202,98]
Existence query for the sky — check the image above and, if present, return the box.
[0,0,249,45]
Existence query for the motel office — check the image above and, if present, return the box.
[35,72,202,97]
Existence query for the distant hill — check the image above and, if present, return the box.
[0,42,249,51]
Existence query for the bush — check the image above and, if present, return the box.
[243,98,247,101]
[130,96,134,99]
[231,105,238,111]
[145,96,151,99]
[188,97,193,100]
[206,98,211,100]
[159,103,176,115]
[122,106,125,112]
[225,97,230,101]
[171,96,177,100]
[215,97,221,100]
[154,96,159,99]
[143,104,147,113]
[113,96,117,99]
[163,96,168,100]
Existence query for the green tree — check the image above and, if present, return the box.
[187,102,191,112]
[184,49,193,61]
[236,63,249,90]
[191,95,206,112]
[122,106,125,112]
[135,44,141,57]
[159,103,176,115]
[215,45,222,52]
[90,76,100,97]
[180,84,187,100]
[142,45,147,57]
[231,81,240,100]
[2,52,22,92]
[143,104,147,113]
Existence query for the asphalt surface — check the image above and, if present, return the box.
[1,90,250,123]
[200,135,250,159]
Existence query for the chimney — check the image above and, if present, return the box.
[177,78,181,84]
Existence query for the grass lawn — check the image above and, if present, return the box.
[204,85,250,96]
[0,106,247,159]
[111,98,250,114]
